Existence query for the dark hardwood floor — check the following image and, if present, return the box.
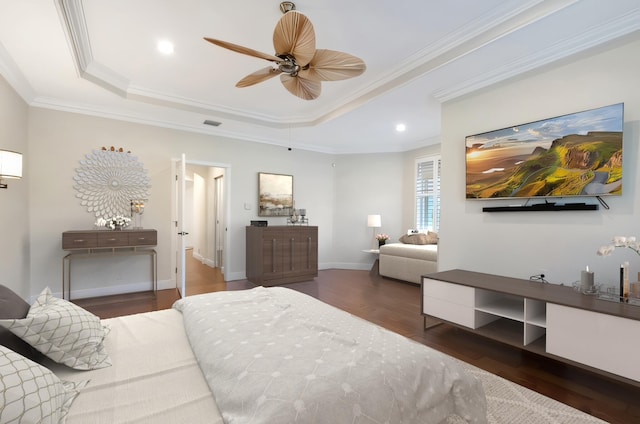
[73,255,640,424]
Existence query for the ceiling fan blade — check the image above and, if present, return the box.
[236,67,282,88]
[280,74,321,100]
[204,37,281,62]
[300,49,366,81]
[273,11,316,66]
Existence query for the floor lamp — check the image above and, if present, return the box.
[367,214,381,250]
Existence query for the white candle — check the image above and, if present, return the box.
[580,266,594,291]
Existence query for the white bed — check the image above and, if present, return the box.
[3,286,487,424]
[47,308,222,424]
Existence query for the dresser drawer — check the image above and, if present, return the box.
[128,231,157,246]
[97,231,129,247]
[62,232,98,249]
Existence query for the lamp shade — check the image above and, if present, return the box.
[0,150,22,179]
[367,214,381,228]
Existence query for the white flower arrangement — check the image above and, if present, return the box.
[597,236,640,257]
[95,215,131,230]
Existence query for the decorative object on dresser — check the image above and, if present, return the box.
[596,235,640,304]
[0,149,22,189]
[130,199,146,229]
[287,208,308,225]
[422,269,640,387]
[95,215,132,231]
[73,147,151,219]
[246,225,317,285]
[61,229,158,300]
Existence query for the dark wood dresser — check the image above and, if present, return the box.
[246,226,318,285]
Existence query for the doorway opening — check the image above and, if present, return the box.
[172,158,230,297]
[185,247,225,295]
[184,165,226,296]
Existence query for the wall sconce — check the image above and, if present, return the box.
[367,214,381,249]
[0,150,23,189]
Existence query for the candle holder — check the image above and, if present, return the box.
[572,281,600,295]
[598,286,640,306]
[130,199,146,229]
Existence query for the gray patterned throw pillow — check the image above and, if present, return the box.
[0,345,88,423]
[0,287,111,370]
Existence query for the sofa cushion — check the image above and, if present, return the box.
[379,243,438,261]
[399,231,438,245]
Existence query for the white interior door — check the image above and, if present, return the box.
[177,154,187,297]
[215,174,224,269]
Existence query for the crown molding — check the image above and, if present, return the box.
[433,8,640,102]
[0,42,36,102]
[55,0,580,130]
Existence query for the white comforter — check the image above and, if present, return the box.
[173,287,487,424]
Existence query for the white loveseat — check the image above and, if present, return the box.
[379,241,438,284]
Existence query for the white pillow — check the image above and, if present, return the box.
[0,287,111,370]
[0,345,88,423]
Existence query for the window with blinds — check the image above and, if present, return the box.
[415,156,441,232]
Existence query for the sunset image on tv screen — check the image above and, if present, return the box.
[465,103,623,199]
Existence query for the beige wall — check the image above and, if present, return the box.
[21,106,408,299]
[0,74,29,298]
[440,37,640,285]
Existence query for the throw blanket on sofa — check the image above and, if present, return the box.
[173,287,487,424]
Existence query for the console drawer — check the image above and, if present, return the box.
[423,297,476,328]
[98,231,129,247]
[128,231,157,246]
[423,277,475,307]
[62,232,98,249]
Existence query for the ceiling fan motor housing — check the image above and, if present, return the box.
[277,55,300,75]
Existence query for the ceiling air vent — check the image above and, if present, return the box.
[203,119,221,127]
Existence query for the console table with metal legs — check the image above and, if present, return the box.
[61,229,158,301]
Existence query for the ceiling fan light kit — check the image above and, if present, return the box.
[204,3,365,100]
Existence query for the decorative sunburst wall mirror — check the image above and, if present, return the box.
[73,147,151,218]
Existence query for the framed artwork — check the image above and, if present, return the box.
[258,172,293,216]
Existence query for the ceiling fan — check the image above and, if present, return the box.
[204,2,366,100]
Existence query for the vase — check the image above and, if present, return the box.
[378,240,386,247]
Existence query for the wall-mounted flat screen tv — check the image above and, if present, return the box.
[465,103,623,199]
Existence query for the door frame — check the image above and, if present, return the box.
[171,157,231,295]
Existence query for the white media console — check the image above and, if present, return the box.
[422,269,640,386]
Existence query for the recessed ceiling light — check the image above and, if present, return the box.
[157,40,174,55]
[395,123,406,132]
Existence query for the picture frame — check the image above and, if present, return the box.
[258,172,293,217]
